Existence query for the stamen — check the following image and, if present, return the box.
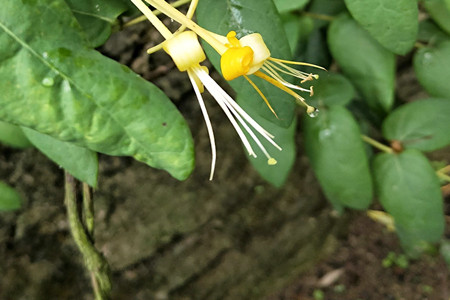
[268,57,326,70]
[187,69,216,180]
[243,75,278,118]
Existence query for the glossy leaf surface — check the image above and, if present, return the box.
[344,0,418,54]
[382,98,450,151]
[374,150,445,256]
[414,40,450,98]
[303,106,373,210]
[0,0,194,180]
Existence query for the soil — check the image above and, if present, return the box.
[1,14,450,300]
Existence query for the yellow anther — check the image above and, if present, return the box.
[268,158,277,165]
[220,46,254,81]
[163,31,206,72]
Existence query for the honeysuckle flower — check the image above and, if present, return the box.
[130,0,281,180]
[142,0,324,117]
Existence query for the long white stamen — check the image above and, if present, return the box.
[193,67,256,157]
[187,70,216,180]
[194,66,282,159]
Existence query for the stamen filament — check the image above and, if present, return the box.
[268,57,326,70]
[187,69,217,180]
[243,75,278,118]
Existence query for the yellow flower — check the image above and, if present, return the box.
[142,0,324,117]
[130,0,281,180]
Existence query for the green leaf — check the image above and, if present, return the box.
[344,0,418,55]
[308,0,347,29]
[65,0,128,48]
[328,14,395,113]
[0,121,32,148]
[418,19,450,44]
[274,0,309,13]
[303,106,373,210]
[242,106,297,187]
[22,128,98,187]
[423,0,450,35]
[305,72,355,107]
[414,40,450,98]
[0,0,194,180]
[197,0,296,128]
[0,182,22,212]
[374,150,445,256]
[281,13,310,54]
[382,98,450,151]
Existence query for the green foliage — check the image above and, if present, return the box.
[197,0,297,186]
[0,0,194,180]
[423,0,450,35]
[414,40,450,98]
[328,14,395,113]
[344,0,418,54]
[0,121,32,148]
[22,128,99,187]
[0,182,22,212]
[374,150,445,256]
[65,0,128,47]
[382,98,450,151]
[304,106,373,211]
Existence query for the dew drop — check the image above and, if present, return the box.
[95,4,100,11]
[42,77,54,87]
[319,128,332,140]
[307,108,319,118]
[170,18,174,22]
[42,52,48,59]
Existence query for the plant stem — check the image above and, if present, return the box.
[302,11,335,22]
[65,172,111,300]
[82,182,94,237]
[437,171,450,183]
[361,135,393,154]
[124,0,192,28]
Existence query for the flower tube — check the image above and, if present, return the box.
[142,0,324,116]
[130,0,281,180]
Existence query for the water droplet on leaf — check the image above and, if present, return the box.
[308,108,319,118]
[42,77,54,87]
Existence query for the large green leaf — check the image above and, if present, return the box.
[374,150,445,256]
[0,0,194,180]
[23,128,98,187]
[423,0,450,35]
[0,121,32,148]
[382,98,450,151]
[65,0,128,48]
[303,106,373,211]
[308,0,347,29]
[344,0,418,55]
[328,14,395,113]
[197,0,296,128]
[414,40,450,98]
[0,182,22,212]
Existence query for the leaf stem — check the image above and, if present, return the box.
[82,182,94,237]
[123,0,192,28]
[302,11,335,22]
[361,135,393,154]
[437,171,450,183]
[65,172,111,300]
